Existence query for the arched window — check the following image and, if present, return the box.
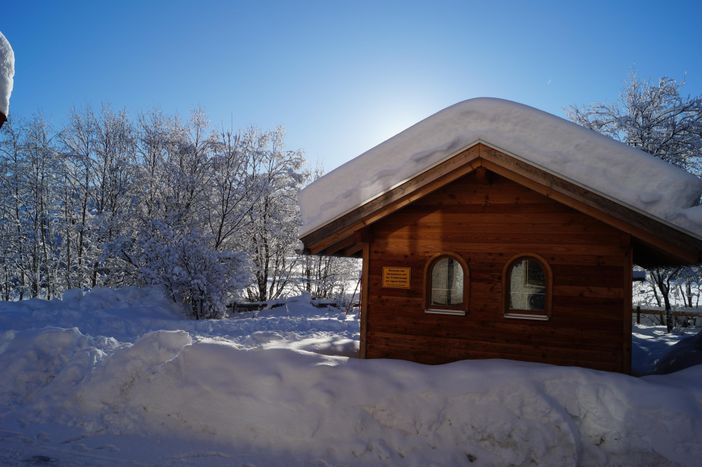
[425,254,468,316]
[504,255,551,320]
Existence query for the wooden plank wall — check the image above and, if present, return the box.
[365,168,632,372]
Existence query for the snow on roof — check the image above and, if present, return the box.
[0,32,15,118]
[299,98,702,238]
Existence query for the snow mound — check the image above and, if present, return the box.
[1,289,701,465]
[0,288,359,353]
[299,98,702,238]
[631,325,699,375]
[0,287,188,342]
[0,327,120,421]
[655,329,702,374]
[0,31,14,117]
[1,327,701,465]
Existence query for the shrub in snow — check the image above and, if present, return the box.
[134,220,249,319]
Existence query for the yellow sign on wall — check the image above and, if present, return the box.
[382,267,411,289]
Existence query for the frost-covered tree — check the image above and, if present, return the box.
[57,106,138,289]
[571,76,702,331]
[299,254,360,302]
[0,105,311,315]
[676,266,702,308]
[23,117,63,298]
[646,267,683,332]
[241,128,307,301]
[58,107,99,289]
[570,76,702,174]
[126,220,249,319]
[0,120,29,299]
[113,110,252,317]
[207,129,258,251]
[291,169,361,303]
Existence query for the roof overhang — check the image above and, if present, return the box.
[301,142,702,266]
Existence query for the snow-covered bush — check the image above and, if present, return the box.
[135,220,249,319]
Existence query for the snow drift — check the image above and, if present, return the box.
[0,287,359,349]
[0,31,15,118]
[655,329,702,374]
[299,98,702,238]
[1,288,701,465]
[1,326,701,466]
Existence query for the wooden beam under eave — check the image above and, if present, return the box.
[632,239,699,268]
[307,230,365,257]
[340,243,364,257]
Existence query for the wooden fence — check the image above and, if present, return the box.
[633,305,702,326]
[228,299,360,314]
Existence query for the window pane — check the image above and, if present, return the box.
[431,257,464,306]
[508,258,546,311]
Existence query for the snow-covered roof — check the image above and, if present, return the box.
[0,32,15,118]
[299,98,702,238]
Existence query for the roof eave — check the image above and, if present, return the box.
[301,143,702,265]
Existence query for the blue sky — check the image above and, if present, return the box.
[2,0,702,171]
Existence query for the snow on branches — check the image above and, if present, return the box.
[569,76,702,175]
[0,107,315,317]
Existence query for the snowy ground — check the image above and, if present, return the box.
[1,288,701,466]
[631,324,699,375]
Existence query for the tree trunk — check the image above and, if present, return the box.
[664,293,674,333]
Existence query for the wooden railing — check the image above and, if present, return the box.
[633,305,702,325]
[228,299,360,314]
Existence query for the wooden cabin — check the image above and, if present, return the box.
[299,98,702,373]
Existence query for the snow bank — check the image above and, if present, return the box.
[631,325,699,375]
[299,98,702,238]
[1,289,700,465]
[0,287,188,342]
[655,329,702,374]
[0,326,121,430]
[1,326,701,465]
[0,287,359,351]
[0,31,14,117]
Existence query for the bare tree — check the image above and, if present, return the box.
[243,128,306,301]
[570,76,702,174]
[207,129,257,250]
[676,266,701,309]
[0,121,29,299]
[59,107,98,289]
